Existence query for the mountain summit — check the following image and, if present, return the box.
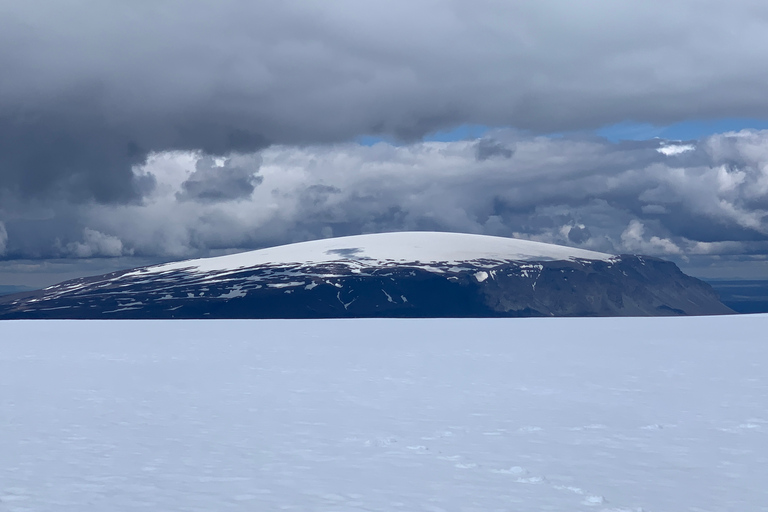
[0,232,732,318]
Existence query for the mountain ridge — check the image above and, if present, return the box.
[0,232,733,319]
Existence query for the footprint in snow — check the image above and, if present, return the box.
[364,436,398,447]
[568,424,608,431]
[581,494,606,506]
[423,430,646,512]
[553,484,607,507]
[492,465,527,476]
[718,422,762,433]
[492,466,546,483]
[640,423,677,430]
[515,476,546,484]
[553,485,585,495]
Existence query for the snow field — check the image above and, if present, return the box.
[1,316,767,511]
[132,231,612,275]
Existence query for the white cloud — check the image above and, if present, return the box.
[620,220,683,255]
[657,144,695,156]
[5,130,768,266]
[62,229,131,258]
[58,130,766,261]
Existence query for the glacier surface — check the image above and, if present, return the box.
[128,231,612,275]
[1,316,766,511]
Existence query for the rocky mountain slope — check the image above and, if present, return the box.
[0,232,733,318]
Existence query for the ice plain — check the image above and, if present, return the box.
[1,316,767,512]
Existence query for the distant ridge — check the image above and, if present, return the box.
[705,280,768,314]
[0,285,35,297]
[0,232,733,319]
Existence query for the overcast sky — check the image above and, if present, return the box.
[2,1,768,286]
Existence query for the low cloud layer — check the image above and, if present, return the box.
[58,228,131,259]
[2,130,768,279]
[4,1,768,204]
[0,221,7,256]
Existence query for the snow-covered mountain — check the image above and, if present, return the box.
[0,232,732,318]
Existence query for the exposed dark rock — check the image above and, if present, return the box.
[0,255,733,319]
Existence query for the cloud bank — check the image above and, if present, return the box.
[4,1,768,203]
[2,130,767,279]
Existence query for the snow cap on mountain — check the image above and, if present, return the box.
[143,231,613,274]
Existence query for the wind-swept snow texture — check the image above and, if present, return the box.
[1,316,767,511]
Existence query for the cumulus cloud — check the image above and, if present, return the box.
[5,1,768,203]
[3,128,765,264]
[620,220,683,255]
[59,229,131,258]
[3,129,768,281]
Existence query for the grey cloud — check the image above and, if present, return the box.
[78,131,768,260]
[475,139,514,161]
[58,228,131,258]
[5,1,768,203]
[3,130,768,280]
[0,107,155,202]
[0,221,7,255]
[566,224,592,244]
[177,155,263,203]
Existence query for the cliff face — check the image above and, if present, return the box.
[0,255,732,319]
[473,256,731,317]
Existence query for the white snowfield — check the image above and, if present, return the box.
[136,231,613,274]
[1,315,767,512]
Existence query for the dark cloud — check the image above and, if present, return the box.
[177,155,263,203]
[4,1,768,203]
[475,139,514,161]
[567,225,592,244]
[0,106,153,202]
[0,221,7,255]
[4,1,768,283]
